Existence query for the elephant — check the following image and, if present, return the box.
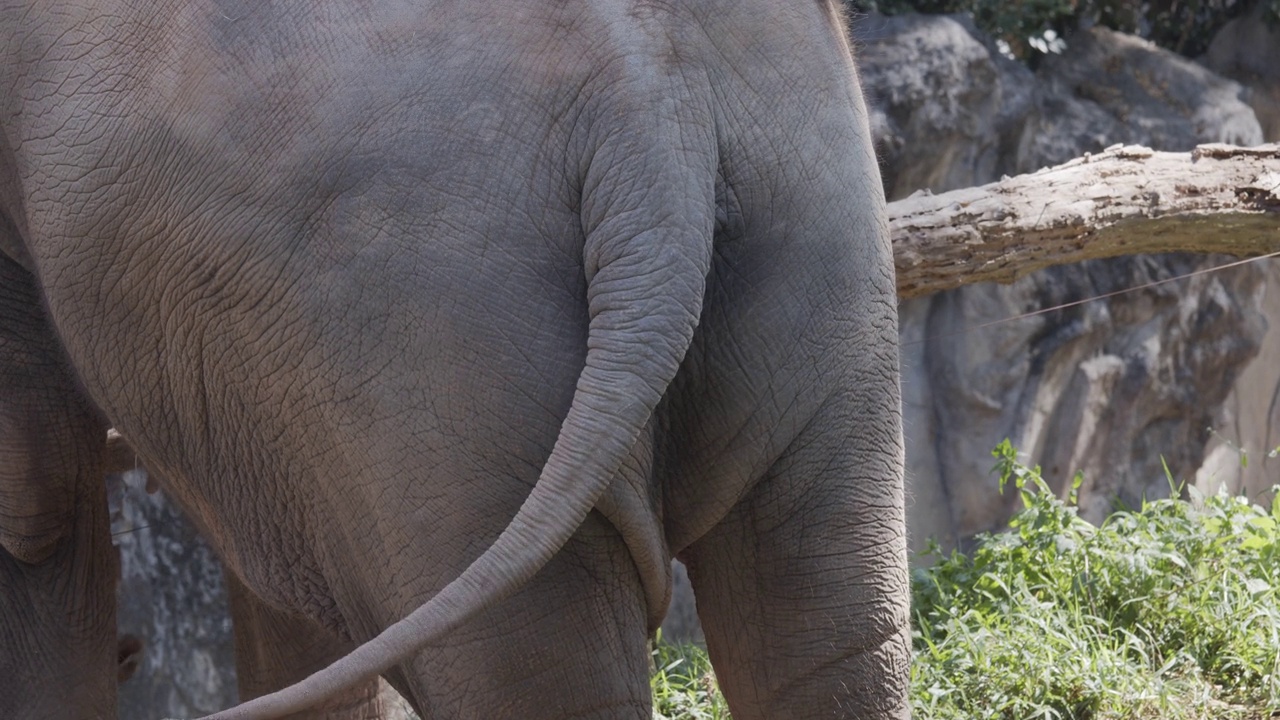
[0,1,908,719]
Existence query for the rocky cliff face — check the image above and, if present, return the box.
[1195,4,1280,499]
[854,13,1274,553]
[1201,3,1280,143]
[110,471,237,718]
[855,13,1033,200]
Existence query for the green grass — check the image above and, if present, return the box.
[653,440,1280,719]
[651,637,731,720]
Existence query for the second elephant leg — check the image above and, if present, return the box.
[226,573,400,720]
[682,396,912,720]
[392,511,654,720]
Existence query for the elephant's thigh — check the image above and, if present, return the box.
[226,573,393,719]
[400,511,651,720]
[681,393,910,720]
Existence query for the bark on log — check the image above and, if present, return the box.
[891,143,1280,298]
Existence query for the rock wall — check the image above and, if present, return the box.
[854,13,1274,553]
[1201,3,1280,143]
[856,13,1033,199]
[110,471,237,718]
[1197,261,1280,499]
[1195,5,1280,501]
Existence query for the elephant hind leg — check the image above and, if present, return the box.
[393,511,653,720]
[226,573,404,719]
[681,397,911,720]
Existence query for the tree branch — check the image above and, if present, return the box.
[891,143,1280,298]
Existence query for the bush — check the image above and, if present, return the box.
[655,441,1280,719]
[651,635,730,720]
[910,440,1280,719]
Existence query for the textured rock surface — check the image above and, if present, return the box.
[1197,260,1280,502]
[1019,26,1263,170]
[912,255,1264,538]
[856,13,1034,199]
[1202,4,1280,142]
[110,470,238,718]
[855,14,1269,553]
[659,560,702,643]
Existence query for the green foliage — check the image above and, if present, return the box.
[911,439,1280,719]
[651,634,730,720]
[652,441,1280,719]
[845,0,1280,60]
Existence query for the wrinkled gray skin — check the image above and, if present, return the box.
[0,1,907,718]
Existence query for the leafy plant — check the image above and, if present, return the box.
[652,442,1280,719]
[910,440,1280,719]
[651,633,731,720]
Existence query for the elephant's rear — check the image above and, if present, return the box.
[658,2,908,718]
[0,1,905,718]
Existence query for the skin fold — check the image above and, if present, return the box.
[0,1,908,719]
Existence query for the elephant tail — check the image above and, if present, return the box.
[193,121,717,717]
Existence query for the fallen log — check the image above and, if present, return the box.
[890,143,1280,298]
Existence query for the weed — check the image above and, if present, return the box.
[655,440,1280,720]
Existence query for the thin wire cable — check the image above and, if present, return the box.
[902,251,1280,347]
